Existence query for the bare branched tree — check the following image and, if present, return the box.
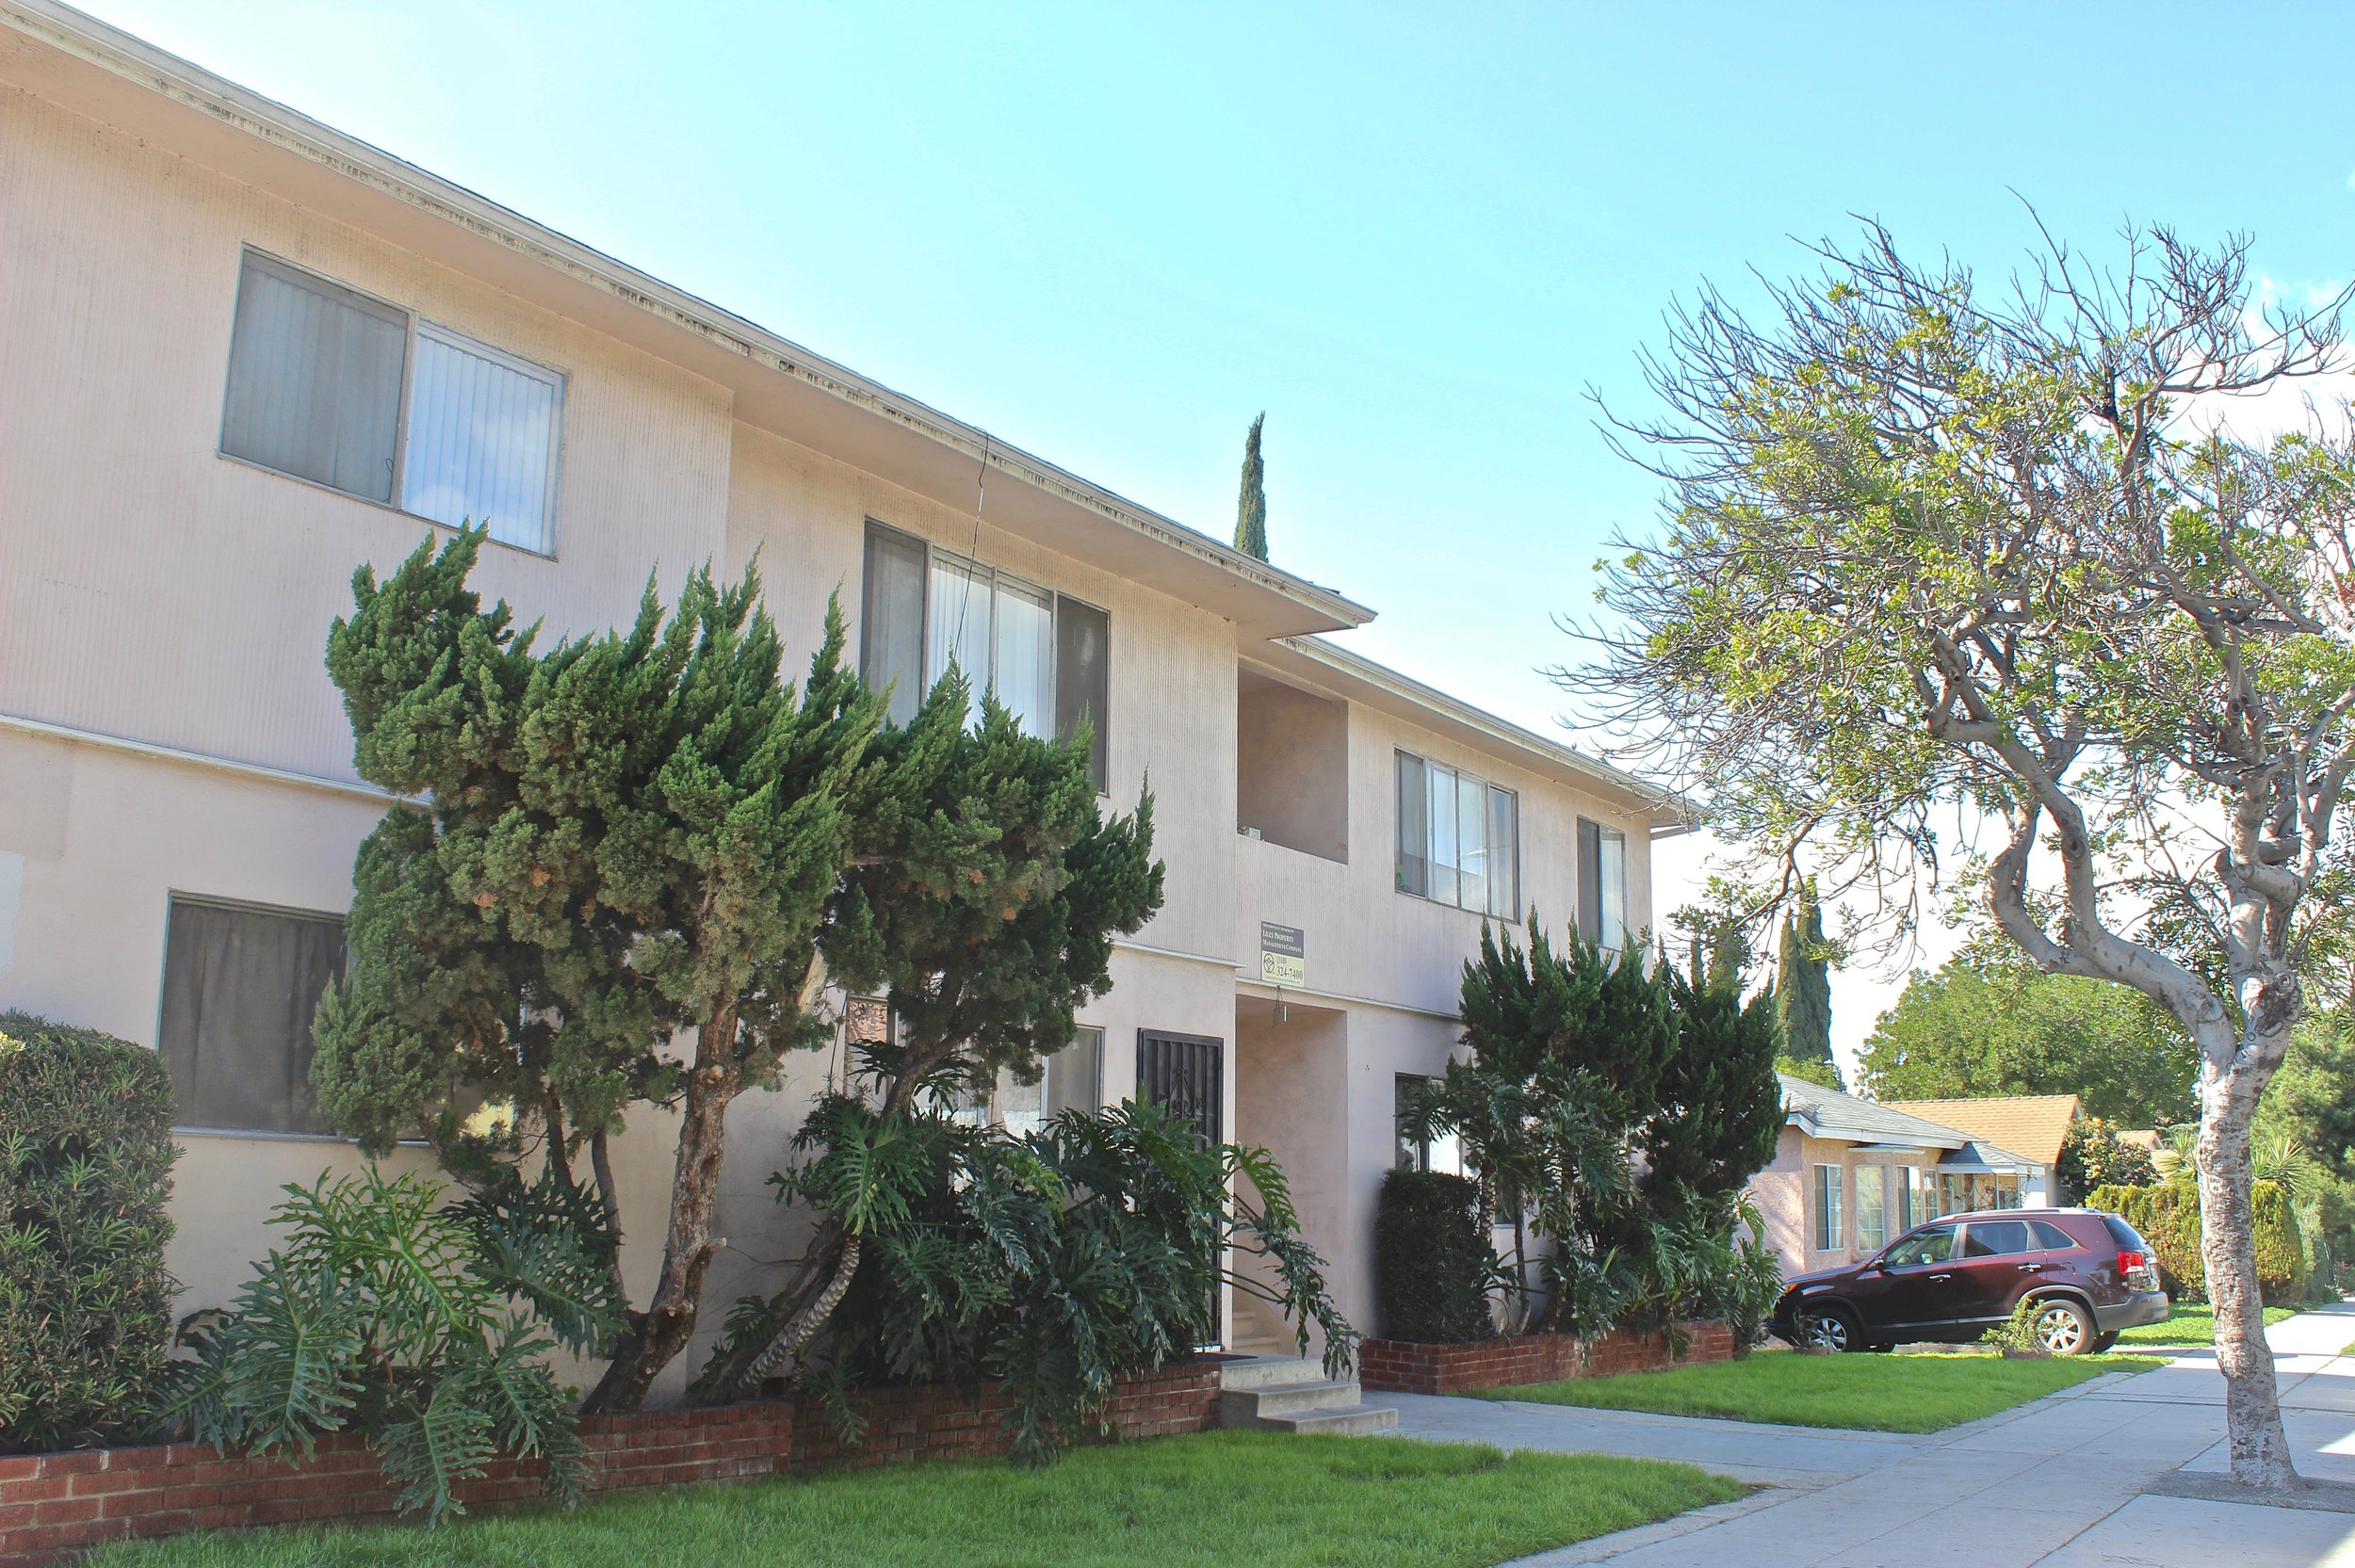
[1560,218,2355,1491]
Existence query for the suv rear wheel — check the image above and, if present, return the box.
[2028,1297,2094,1355]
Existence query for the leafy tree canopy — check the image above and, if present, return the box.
[1859,940,2196,1125]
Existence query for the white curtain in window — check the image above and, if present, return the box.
[1599,825,1629,949]
[992,576,1053,735]
[927,555,990,720]
[1425,761,1459,905]
[1486,786,1519,917]
[403,327,560,554]
[1856,1166,1888,1251]
[1455,772,1488,914]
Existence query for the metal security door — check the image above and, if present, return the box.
[1136,1029,1224,1145]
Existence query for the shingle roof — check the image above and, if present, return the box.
[1777,1074,1972,1151]
[1882,1095,2082,1168]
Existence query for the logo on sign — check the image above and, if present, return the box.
[1259,922,1306,987]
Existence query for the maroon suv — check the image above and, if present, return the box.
[1768,1207,2168,1354]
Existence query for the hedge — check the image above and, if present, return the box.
[1373,1168,1494,1343]
[2088,1178,2305,1303]
[0,1011,181,1452]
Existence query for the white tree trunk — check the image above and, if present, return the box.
[2195,1034,2299,1492]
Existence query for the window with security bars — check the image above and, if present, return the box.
[859,520,1109,789]
[1394,750,1519,918]
[1135,1029,1223,1146]
[220,250,563,555]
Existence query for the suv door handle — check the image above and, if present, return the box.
[1927,1272,1953,1282]
[2018,1263,2045,1272]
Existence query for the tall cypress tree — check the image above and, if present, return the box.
[1774,879,1835,1067]
[1234,412,1269,560]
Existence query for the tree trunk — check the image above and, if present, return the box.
[2195,1033,2300,1493]
[584,1012,740,1414]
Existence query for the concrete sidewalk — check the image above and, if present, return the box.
[1390,1301,2355,1567]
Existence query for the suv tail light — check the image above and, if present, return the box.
[2118,1249,2156,1290]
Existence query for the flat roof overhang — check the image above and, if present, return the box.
[0,1,1375,643]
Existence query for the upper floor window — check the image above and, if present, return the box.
[220,251,563,555]
[1394,750,1518,918]
[859,520,1108,789]
[1575,817,1629,950]
[158,894,348,1136]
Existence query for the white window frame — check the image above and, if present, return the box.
[1813,1163,1845,1252]
[219,248,565,557]
[1855,1164,1888,1253]
[1394,748,1520,920]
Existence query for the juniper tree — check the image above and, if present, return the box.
[1773,879,1835,1068]
[1643,960,1784,1216]
[1561,220,2355,1490]
[699,675,1164,1398]
[313,527,880,1414]
[1234,412,1269,560]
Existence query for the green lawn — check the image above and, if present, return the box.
[86,1431,1745,1568]
[1476,1350,2159,1432]
[2112,1303,2295,1347]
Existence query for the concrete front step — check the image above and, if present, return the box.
[1253,1402,1400,1436]
[1215,1355,1399,1437]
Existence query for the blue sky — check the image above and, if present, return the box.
[81,0,2355,1057]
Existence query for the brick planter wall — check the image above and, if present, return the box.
[0,1364,1223,1564]
[1358,1318,1734,1396]
[786,1362,1222,1472]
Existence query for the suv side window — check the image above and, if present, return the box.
[1960,1220,2033,1256]
[1882,1227,1955,1267]
[2028,1220,2082,1252]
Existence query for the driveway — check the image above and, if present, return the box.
[1390,1301,2355,1567]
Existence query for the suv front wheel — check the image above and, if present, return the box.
[1801,1306,1860,1352]
[2028,1296,2095,1355]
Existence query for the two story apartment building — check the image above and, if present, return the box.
[0,2,1681,1398]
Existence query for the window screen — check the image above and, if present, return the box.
[401,325,561,553]
[861,522,929,724]
[1054,596,1110,791]
[221,253,406,503]
[991,576,1054,733]
[158,896,348,1134]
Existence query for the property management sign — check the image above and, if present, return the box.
[1259,922,1305,987]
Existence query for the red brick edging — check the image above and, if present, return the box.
[0,1364,1222,1564]
[1358,1318,1734,1396]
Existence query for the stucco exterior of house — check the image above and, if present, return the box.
[0,2,1683,1399]
[1748,1075,2050,1278]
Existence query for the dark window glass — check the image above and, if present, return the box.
[860,521,929,725]
[1054,595,1110,792]
[2102,1214,2152,1253]
[221,253,409,504]
[159,896,347,1134]
[1395,752,1427,897]
[2029,1220,2082,1252]
[1960,1220,2033,1257]
[1394,1074,1430,1172]
[1576,817,1603,943]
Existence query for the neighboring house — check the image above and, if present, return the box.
[1883,1094,2082,1195]
[0,3,1682,1398]
[1748,1074,2048,1277]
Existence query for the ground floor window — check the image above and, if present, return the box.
[1899,1165,1928,1230]
[1392,1074,1465,1175]
[952,1026,1104,1136]
[158,893,347,1135]
[1855,1165,1889,1252]
[1812,1163,1844,1251]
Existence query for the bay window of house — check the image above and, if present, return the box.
[1855,1165,1889,1252]
[1394,751,1519,918]
[951,1026,1105,1138]
[1812,1162,1844,1252]
[1392,1074,1466,1175]
[860,521,1109,790]
[219,250,563,555]
[1575,818,1630,950]
[158,895,348,1135]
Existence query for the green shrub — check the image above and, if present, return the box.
[2090,1178,2305,1302]
[173,1166,623,1523]
[0,1012,180,1454]
[1374,1170,1496,1344]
